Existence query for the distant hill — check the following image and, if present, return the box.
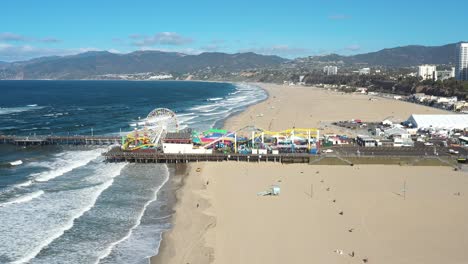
[0,42,465,79]
[0,51,287,80]
[300,42,464,67]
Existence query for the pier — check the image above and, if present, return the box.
[102,146,461,166]
[0,135,121,146]
[103,147,311,163]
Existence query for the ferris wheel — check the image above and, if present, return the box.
[145,108,179,144]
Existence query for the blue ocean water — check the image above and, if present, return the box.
[0,80,267,264]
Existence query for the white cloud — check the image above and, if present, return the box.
[0,32,61,43]
[345,44,361,51]
[240,45,309,57]
[136,47,202,55]
[107,48,123,54]
[0,32,29,42]
[40,37,61,43]
[200,44,225,52]
[131,32,193,46]
[0,44,113,62]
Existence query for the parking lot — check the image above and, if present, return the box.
[330,145,467,157]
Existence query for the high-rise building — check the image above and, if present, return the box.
[418,65,437,81]
[455,43,468,81]
[323,66,338,75]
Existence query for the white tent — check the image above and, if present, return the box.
[406,114,468,130]
[384,127,410,138]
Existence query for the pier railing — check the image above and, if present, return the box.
[103,148,312,163]
[102,147,460,166]
[0,135,121,146]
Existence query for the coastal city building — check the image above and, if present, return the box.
[456,43,468,81]
[436,68,456,81]
[148,74,173,80]
[323,66,338,75]
[418,65,437,81]
[359,68,371,75]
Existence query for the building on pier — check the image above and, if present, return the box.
[163,131,213,154]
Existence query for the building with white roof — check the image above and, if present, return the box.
[359,68,371,75]
[406,114,468,130]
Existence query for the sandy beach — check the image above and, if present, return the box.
[152,83,468,264]
[224,83,448,134]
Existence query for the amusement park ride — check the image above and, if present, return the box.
[121,108,320,154]
[122,108,179,150]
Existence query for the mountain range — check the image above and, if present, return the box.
[303,42,462,67]
[0,42,464,80]
[0,51,286,79]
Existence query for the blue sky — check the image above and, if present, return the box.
[1,0,467,61]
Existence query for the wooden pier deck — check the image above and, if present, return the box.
[102,147,461,166]
[103,147,312,164]
[0,135,121,146]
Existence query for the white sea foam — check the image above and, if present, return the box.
[183,83,267,131]
[95,165,170,264]
[178,114,196,123]
[189,104,220,112]
[0,190,44,207]
[5,162,127,264]
[32,149,103,182]
[207,97,223,101]
[200,109,231,116]
[15,180,33,188]
[176,112,195,117]
[0,105,44,115]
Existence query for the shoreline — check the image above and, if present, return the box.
[151,163,215,264]
[151,82,267,264]
[150,82,467,264]
[213,82,270,129]
[151,163,191,263]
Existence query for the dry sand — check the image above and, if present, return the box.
[152,83,467,264]
[224,83,448,134]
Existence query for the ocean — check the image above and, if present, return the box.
[0,80,267,264]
